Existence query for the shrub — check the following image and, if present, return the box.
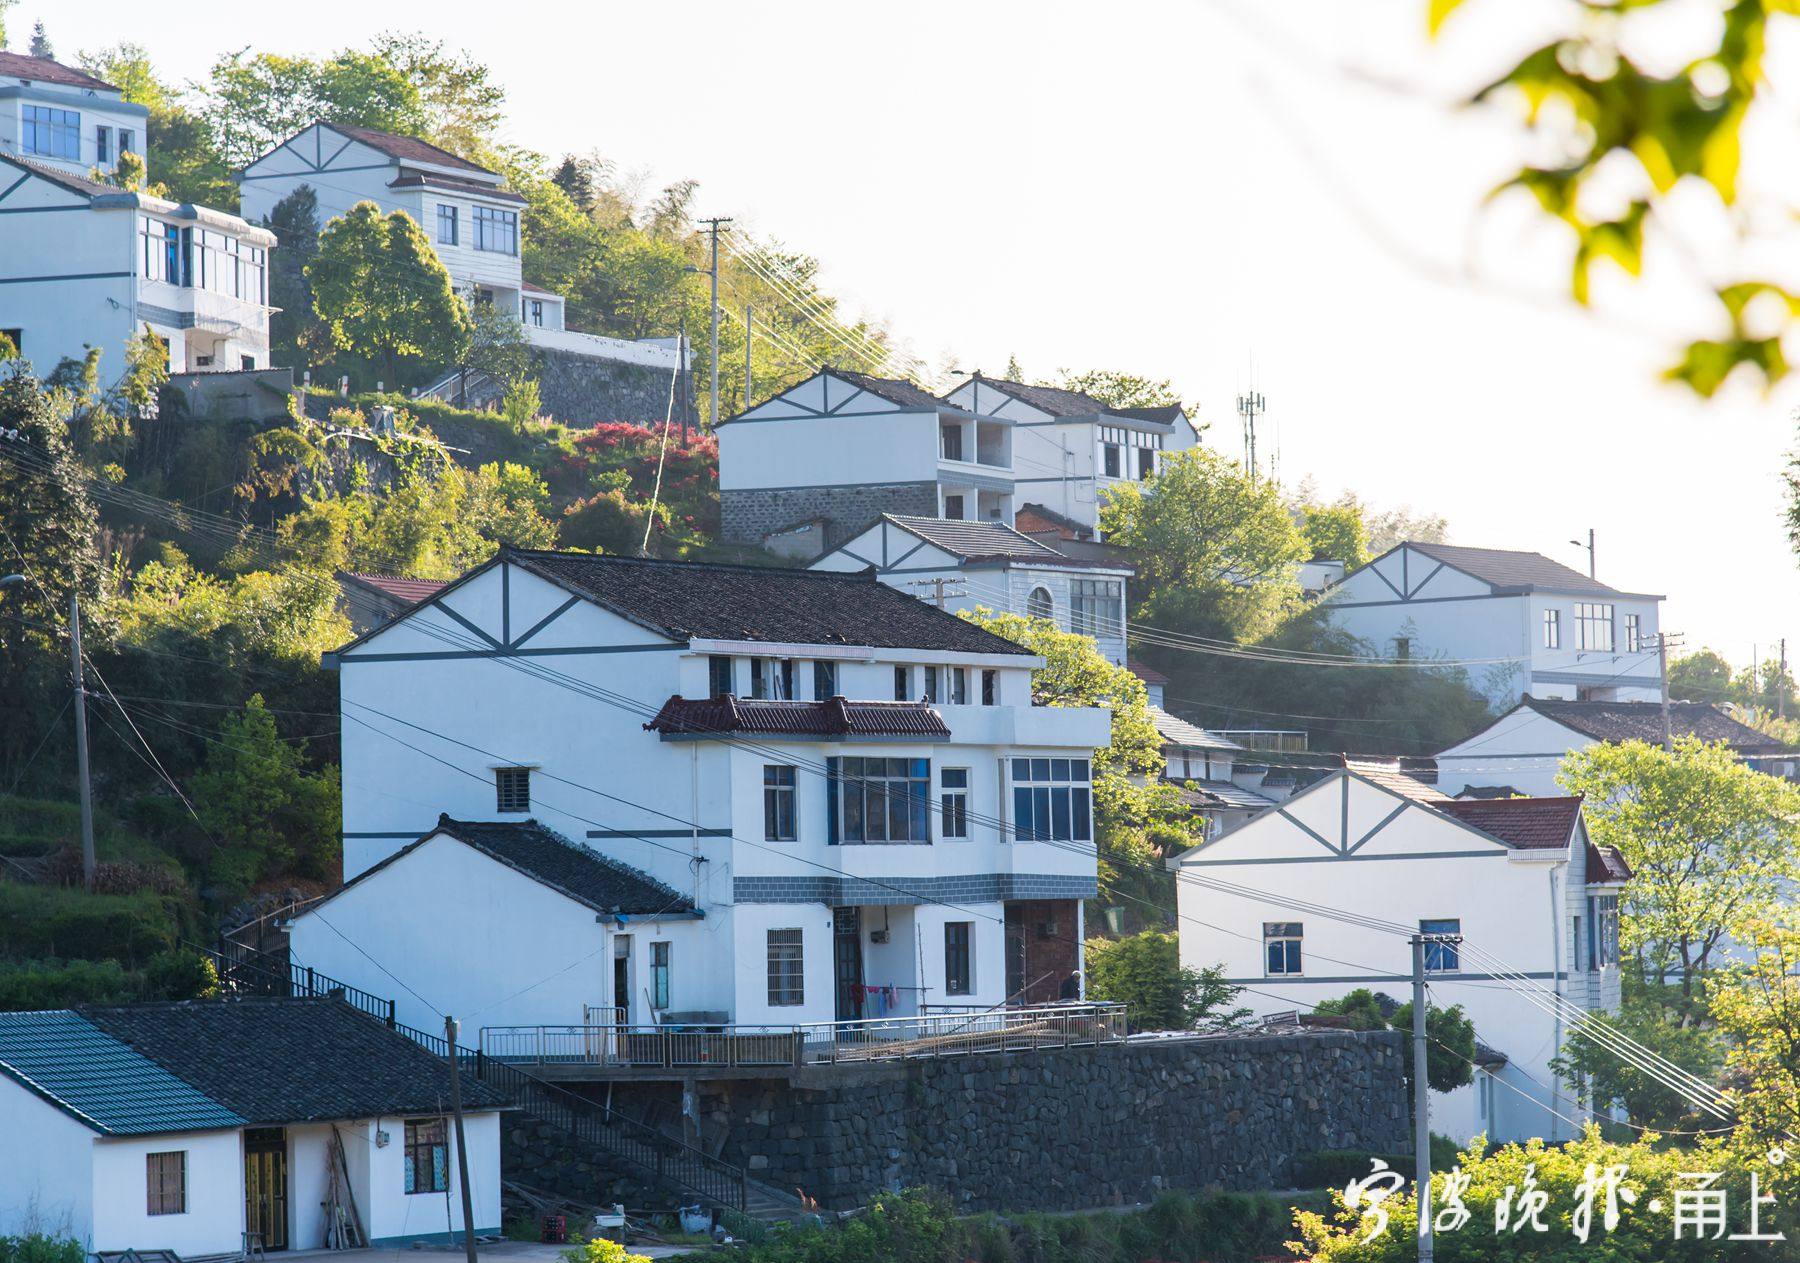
[142,949,220,1002]
[0,959,136,1009]
[1084,931,1247,1031]
[0,1236,85,1263]
[0,884,182,965]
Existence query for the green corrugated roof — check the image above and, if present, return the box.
[0,1010,245,1135]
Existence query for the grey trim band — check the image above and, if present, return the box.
[1179,849,1511,867]
[1226,971,1565,986]
[588,828,732,839]
[733,872,1097,905]
[336,642,687,665]
[721,479,938,494]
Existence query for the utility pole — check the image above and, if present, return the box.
[443,1016,478,1263]
[698,216,733,428]
[1411,933,1450,1263]
[677,314,689,446]
[905,577,962,610]
[1648,632,1682,750]
[1781,639,1789,721]
[744,305,754,410]
[1569,529,1595,578]
[69,590,96,892]
[1236,392,1265,482]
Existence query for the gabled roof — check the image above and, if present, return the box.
[1173,780,1272,811]
[81,998,506,1124]
[311,816,694,919]
[1017,503,1094,540]
[876,515,1129,571]
[1129,660,1169,686]
[1440,796,1583,850]
[325,122,495,175]
[1587,843,1632,884]
[0,1009,244,1135]
[388,168,527,204]
[1343,759,1450,804]
[1148,704,1241,752]
[1400,541,1653,598]
[646,696,950,739]
[339,571,450,607]
[1,154,124,199]
[0,51,116,91]
[1109,404,1187,425]
[950,377,1185,425]
[1518,698,1787,753]
[826,368,943,410]
[501,549,1031,655]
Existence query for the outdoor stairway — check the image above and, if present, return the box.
[740,1179,811,1225]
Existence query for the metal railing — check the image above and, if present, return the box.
[480,1002,1129,1069]
[199,943,399,1028]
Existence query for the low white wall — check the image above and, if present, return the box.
[361,1111,502,1246]
[90,1128,244,1255]
[0,1083,93,1241]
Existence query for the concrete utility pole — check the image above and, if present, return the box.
[68,590,96,892]
[443,1016,479,1263]
[1649,632,1683,750]
[1569,528,1595,578]
[1411,933,1450,1263]
[744,305,754,410]
[698,216,733,427]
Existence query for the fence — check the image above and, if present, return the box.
[480,1002,1130,1070]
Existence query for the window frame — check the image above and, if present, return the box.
[1574,602,1616,652]
[940,767,970,839]
[944,921,972,995]
[1263,922,1303,976]
[473,205,519,255]
[837,757,932,844]
[146,1150,186,1215]
[650,939,671,1009]
[495,766,531,813]
[403,1118,448,1195]
[943,493,965,520]
[1623,613,1642,653]
[981,669,997,706]
[1025,587,1054,621]
[813,659,837,701]
[1069,579,1122,639]
[766,928,804,1006]
[708,655,733,699]
[763,764,797,842]
[1010,757,1092,843]
[948,667,968,706]
[894,665,910,701]
[436,204,459,246]
[940,424,964,462]
[1543,608,1561,649]
[1420,918,1461,973]
[22,105,80,160]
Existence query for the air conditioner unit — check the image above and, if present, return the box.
[869,930,890,945]
[1035,919,1060,939]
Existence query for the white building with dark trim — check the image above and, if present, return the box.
[1319,542,1664,709]
[294,550,1108,1038]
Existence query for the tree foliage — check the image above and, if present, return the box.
[265,187,325,371]
[1559,737,1800,993]
[1083,931,1248,1031]
[1315,988,1475,1095]
[1555,976,1722,1132]
[1053,368,1184,411]
[192,695,340,896]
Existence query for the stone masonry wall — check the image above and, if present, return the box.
[532,347,698,428]
[721,483,939,549]
[709,1030,1406,1212]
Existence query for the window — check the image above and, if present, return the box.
[496,766,531,813]
[1026,587,1054,620]
[473,206,518,254]
[1624,613,1642,653]
[835,757,931,843]
[944,494,965,520]
[146,1151,186,1215]
[750,658,768,699]
[139,219,186,285]
[945,922,972,995]
[651,940,671,1009]
[1264,922,1303,976]
[436,204,459,245]
[1543,609,1561,649]
[812,659,837,700]
[1137,446,1156,480]
[894,665,910,701]
[96,125,111,165]
[1070,579,1122,638]
[948,667,968,706]
[241,355,256,370]
[1011,758,1092,843]
[1590,895,1620,968]
[708,655,733,699]
[529,299,545,327]
[1421,918,1461,973]
[766,929,804,1006]
[1102,442,1121,478]
[1575,602,1615,652]
[776,659,796,699]
[982,669,997,706]
[941,767,969,839]
[941,424,964,462]
[763,765,797,841]
[403,1119,448,1194]
[22,106,79,159]
[1394,636,1411,661]
[119,128,134,154]
[924,665,940,703]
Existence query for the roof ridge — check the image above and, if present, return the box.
[506,546,877,583]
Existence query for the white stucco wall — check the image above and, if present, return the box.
[0,84,147,176]
[0,172,136,380]
[0,1081,94,1241]
[361,1111,502,1246]
[90,1128,244,1255]
[719,375,943,492]
[1435,707,1592,798]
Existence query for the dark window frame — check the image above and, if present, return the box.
[146,1150,186,1215]
[496,766,531,813]
[1010,758,1092,843]
[838,756,932,844]
[941,767,969,839]
[812,660,837,700]
[403,1118,448,1194]
[944,921,972,995]
[1263,922,1302,976]
[763,764,797,841]
[651,940,671,1009]
[708,655,733,698]
[767,928,804,1006]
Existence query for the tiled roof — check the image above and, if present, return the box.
[0,1010,244,1135]
[1587,842,1633,884]
[418,816,691,916]
[2,154,122,199]
[388,169,527,203]
[646,696,951,739]
[955,378,1184,424]
[1402,542,1645,597]
[0,51,116,90]
[1148,704,1241,752]
[1173,779,1272,811]
[327,123,495,175]
[507,549,1031,655]
[1016,503,1093,540]
[340,572,450,606]
[1129,660,1169,686]
[829,369,943,410]
[1454,785,1526,800]
[1109,404,1187,425]
[1521,698,1787,752]
[82,997,506,1124]
[1440,796,1583,850]
[1345,759,1450,804]
[880,515,1125,570]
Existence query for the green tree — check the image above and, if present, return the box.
[1670,647,1737,704]
[307,203,472,390]
[28,20,51,59]
[1555,977,1722,1131]
[460,298,535,397]
[1053,368,1183,410]
[1708,910,1800,1147]
[265,186,324,370]
[1300,499,1371,568]
[191,695,340,893]
[1560,737,1800,994]
[1084,931,1248,1031]
[78,43,168,111]
[204,49,426,168]
[1101,446,1308,642]
[1315,988,1475,1095]
[366,33,507,162]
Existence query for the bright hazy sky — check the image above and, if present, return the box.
[33,0,1800,671]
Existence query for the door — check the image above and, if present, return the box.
[833,907,864,1021]
[613,935,633,1024]
[244,1128,288,1250]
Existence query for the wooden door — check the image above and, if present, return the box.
[833,908,864,1021]
[244,1128,288,1250]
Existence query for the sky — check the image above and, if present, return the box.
[27,0,1800,670]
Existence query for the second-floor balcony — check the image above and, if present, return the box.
[939,416,1011,473]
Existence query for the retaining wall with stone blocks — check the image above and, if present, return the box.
[721,483,940,549]
[533,348,697,428]
[707,1029,1407,1212]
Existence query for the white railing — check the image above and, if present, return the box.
[479,1002,1128,1070]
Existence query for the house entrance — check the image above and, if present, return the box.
[244,1127,288,1250]
[613,935,633,1023]
[833,908,864,1021]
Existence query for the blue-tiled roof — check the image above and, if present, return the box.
[0,1010,245,1135]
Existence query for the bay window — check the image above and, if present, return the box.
[1010,758,1092,843]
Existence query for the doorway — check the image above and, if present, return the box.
[833,908,864,1021]
[613,935,633,1024]
[244,1127,288,1250]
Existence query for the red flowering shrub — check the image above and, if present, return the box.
[557,422,719,554]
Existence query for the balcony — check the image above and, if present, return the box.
[943,704,1111,751]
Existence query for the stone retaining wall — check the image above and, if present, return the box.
[721,483,939,549]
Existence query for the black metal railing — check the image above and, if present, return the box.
[197,942,398,1028]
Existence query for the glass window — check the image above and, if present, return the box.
[924,665,939,704]
[941,424,963,462]
[22,106,79,159]
[1010,758,1091,843]
[1026,587,1054,620]
[1137,446,1156,480]
[119,128,134,153]
[1102,442,1121,478]
[945,921,972,995]
[1543,609,1561,649]
[767,929,804,1006]
[894,665,909,701]
[1623,613,1642,653]
[708,655,733,699]
[437,204,458,245]
[1575,602,1615,652]
[1421,918,1461,973]
[763,765,797,841]
[1070,580,1122,638]
[496,766,530,813]
[941,767,969,839]
[474,206,518,254]
[982,669,997,706]
[96,125,111,164]
[839,757,931,843]
[146,1151,186,1215]
[948,667,968,706]
[944,494,964,520]
[1595,895,1620,968]
[1264,922,1302,976]
[812,660,836,700]
[529,299,544,327]
[750,658,768,699]
[403,1119,447,1194]
[651,940,671,1009]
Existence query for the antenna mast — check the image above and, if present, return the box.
[1236,391,1266,481]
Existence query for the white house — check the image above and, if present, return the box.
[1146,705,1277,836]
[0,55,274,382]
[1437,697,1798,798]
[719,368,1019,549]
[0,999,504,1252]
[808,514,1134,665]
[1319,542,1665,709]
[296,549,1108,1038]
[1170,764,1629,1144]
[938,375,1201,536]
